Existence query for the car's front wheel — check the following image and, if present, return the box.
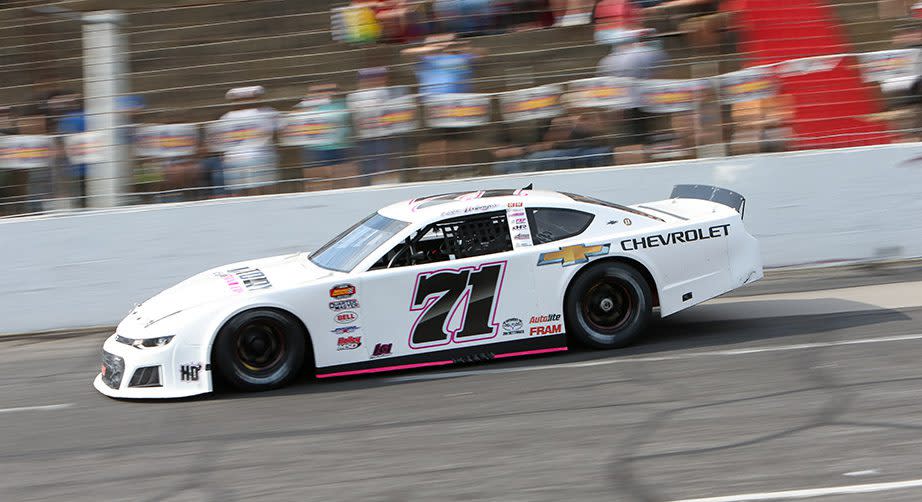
[213,309,306,391]
[565,262,652,349]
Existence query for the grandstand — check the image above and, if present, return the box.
[0,0,918,213]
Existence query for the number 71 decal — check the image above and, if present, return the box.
[408,261,506,349]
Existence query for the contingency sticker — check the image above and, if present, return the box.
[506,206,533,248]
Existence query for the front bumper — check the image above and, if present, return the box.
[93,333,212,399]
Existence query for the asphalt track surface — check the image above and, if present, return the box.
[3,264,922,502]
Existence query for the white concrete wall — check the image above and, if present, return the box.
[3,143,922,334]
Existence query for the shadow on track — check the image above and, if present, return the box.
[211,298,915,402]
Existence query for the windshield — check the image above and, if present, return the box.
[310,213,410,272]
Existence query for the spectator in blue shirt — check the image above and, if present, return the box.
[403,35,486,95]
[403,36,487,179]
[54,94,87,205]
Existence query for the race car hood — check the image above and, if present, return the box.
[126,253,332,329]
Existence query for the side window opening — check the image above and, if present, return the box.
[527,208,595,245]
[371,211,513,270]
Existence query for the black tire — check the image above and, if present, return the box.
[213,309,306,391]
[565,262,652,349]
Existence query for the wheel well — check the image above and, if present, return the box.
[564,257,660,310]
[210,307,316,371]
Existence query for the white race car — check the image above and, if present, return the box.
[95,186,762,399]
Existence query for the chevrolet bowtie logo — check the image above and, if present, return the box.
[537,243,611,267]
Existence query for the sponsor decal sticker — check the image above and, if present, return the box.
[226,266,271,290]
[337,336,361,350]
[441,203,499,218]
[507,201,523,208]
[623,218,632,226]
[530,313,561,324]
[537,244,610,267]
[215,272,244,294]
[371,343,393,358]
[332,325,359,335]
[620,224,730,251]
[329,299,360,311]
[180,363,202,382]
[530,324,562,336]
[501,317,524,336]
[329,283,356,298]
[335,311,358,324]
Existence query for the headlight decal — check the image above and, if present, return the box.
[115,334,175,349]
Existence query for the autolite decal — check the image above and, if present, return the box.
[330,283,356,298]
[337,336,361,350]
[620,224,730,251]
[529,313,561,324]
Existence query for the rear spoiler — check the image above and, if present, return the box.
[670,184,746,218]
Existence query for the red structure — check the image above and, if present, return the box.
[731,0,893,148]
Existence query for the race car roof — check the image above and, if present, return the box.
[378,189,574,222]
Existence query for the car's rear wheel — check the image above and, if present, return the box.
[213,309,306,391]
[565,262,652,349]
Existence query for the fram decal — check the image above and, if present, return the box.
[529,324,562,336]
[330,283,356,298]
[620,224,730,251]
[337,336,361,350]
[408,261,506,349]
[537,244,610,267]
[335,311,358,324]
[329,299,360,310]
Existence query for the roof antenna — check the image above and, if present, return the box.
[522,183,533,190]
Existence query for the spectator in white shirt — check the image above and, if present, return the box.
[218,86,280,195]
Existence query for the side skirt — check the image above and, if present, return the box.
[316,334,568,379]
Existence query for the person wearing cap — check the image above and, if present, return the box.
[294,83,356,191]
[216,85,280,195]
[347,67,408,185]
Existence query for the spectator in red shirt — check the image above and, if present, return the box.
[375,0,429,43]
[593,0,643,44]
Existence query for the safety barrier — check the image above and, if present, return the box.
[2,142,921,334]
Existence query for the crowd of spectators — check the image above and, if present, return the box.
[1,0,921,215]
